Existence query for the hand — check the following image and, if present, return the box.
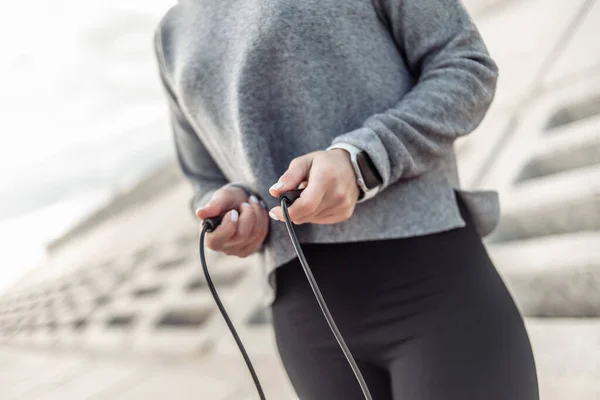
[268,149,360,224]
[196,186,269,257]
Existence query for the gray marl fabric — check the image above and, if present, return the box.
[153,0,500,305]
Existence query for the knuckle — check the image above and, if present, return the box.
[281,171,297,183]
[332,189,346,202]
[289,157,304,169]
[315,151,328,164]
[342,196,354,208]
[288,158,299,169]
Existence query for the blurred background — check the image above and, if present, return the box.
[0,0,598,399]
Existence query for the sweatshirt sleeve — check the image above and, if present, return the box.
[154,31,260,217]
[330,0,499,191]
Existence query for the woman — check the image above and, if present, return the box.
[154,0,539,398]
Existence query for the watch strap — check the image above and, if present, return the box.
[355,151,383,190]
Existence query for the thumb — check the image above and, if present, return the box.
[195,201,223,221]
[270,154,313,197]
[195,187,246,220]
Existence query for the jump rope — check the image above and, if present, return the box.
[200,189,373,400]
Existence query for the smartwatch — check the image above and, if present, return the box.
[326,142,383,203]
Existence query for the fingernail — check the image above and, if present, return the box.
[231,209,239,222]
[269,211,278,221]
[242,202,250,208]
[195,207,203,216]
[270,182,284,192]
[249,195,259,204]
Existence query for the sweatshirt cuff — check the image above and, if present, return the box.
[331,127,391,190]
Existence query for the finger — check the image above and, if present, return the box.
[196,187,247,220]
[196,200,222,221]
[268,205,282,222]
[312,193,356,224]
[237,211,269,257]
[222,200,267,253]
[297,180,308,189]
[286,172,331,224]
[249,194,269,214]
[229,202,256,246]
[222,218,267,257]
[249,195,270,229]
[252,204,270,244]
[205,209,239,250]
[269,154,314,197]
[269,191,327,224]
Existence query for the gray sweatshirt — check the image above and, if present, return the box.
[154,0,500,304]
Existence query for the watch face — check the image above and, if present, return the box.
[356,152,383,190]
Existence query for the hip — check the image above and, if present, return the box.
[271,191,521,347]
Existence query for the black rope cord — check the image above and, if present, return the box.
[200,190,373,400]
[200,224,266,400]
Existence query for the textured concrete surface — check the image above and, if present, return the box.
[490,232,600,316]
[1,318,598,400]
[543,0,600,86]
[1,0,600,399]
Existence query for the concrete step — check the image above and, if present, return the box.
[525,318,600,400]
[2,318,599,400]
[490,163,600,241]
[543,0,600,85]
[516,115,600,182]
[489,231,600,316]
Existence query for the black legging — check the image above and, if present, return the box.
[271,192,539,399]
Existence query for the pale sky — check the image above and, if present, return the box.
[0,1,175,294]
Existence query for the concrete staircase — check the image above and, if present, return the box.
[1,0,600,398]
